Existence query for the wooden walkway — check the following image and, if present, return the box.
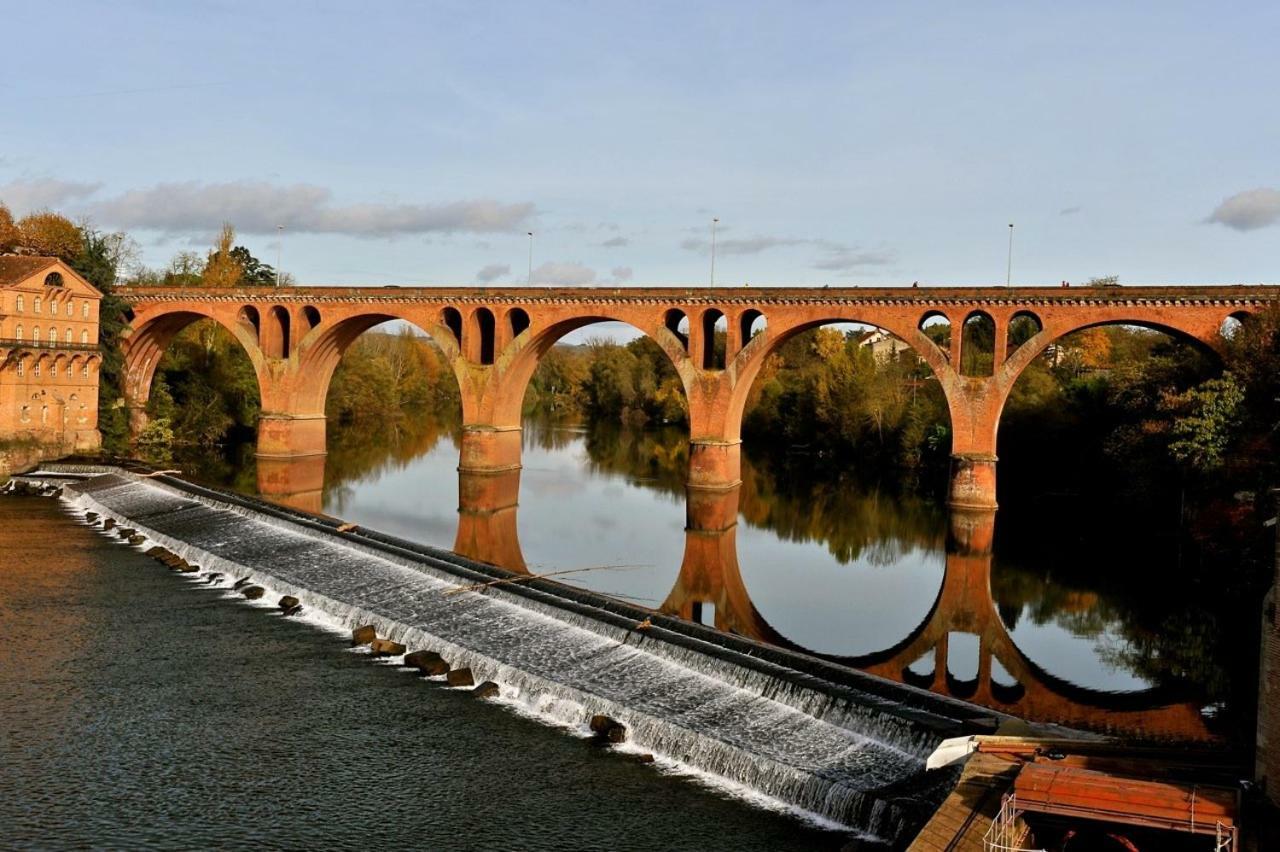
[908,751,1022,851]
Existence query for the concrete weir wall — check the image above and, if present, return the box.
[42,467,1006,845]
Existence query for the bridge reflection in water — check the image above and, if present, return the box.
[256,451,1213,743]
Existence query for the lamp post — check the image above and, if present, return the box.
[527,231,534,285]
[710,217,719,287]
[1006,223,1014,287]
[275,225,283,287]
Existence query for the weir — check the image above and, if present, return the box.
[45,465,1010,846]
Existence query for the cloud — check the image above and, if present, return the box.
[530,261,598,286]
[46,179,537,238]
[476,263,510,283]
[600,236,629,248]
[0,178,103,214]
[681,235,806,255]
[811,247,896,272]
[529,261,632,286]
[1059,206,1081,216]
[1206,187,1280,231]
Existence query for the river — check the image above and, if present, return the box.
[178,413,1242,746]
[0,494,847,850]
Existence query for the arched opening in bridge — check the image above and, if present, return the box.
[1219,310,1249,339]
[133,315,263,462]
[732,318,952,656]
[299,316,465,519]
[1006,310,1042,357]
[510,317,691,591]
[992,319,1236,698]
[441,307,463,350]
[302,305,321,332]
[702,308,727,369]
[740,309,766,347]
[508,307,530,340]
[960,311,996,377]
[473,307,497,365]
[262,306,291,359]
[919,311,951,357]
[664,308,689,352]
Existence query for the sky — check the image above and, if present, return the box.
[1,1,1277,289]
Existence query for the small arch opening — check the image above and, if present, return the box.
[702,308,727,369]
[1006,311,1042,356]
[303,305,321,330]
[1220,311,1249,340]
[508,307,530,340]
[263,306,291,359]
[664,308,689,351]
[442,307,463,348]
[237,305,261,339]
[476,307,497,365]
[960,311,996,377]
[44,271,64,288]
[740,309,766,345]
[919,311,952,355]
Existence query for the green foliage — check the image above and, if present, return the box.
[146,321,261,447]
[1163,374,1243,472]
[326,329,459,424]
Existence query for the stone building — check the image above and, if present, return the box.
[0,256,102,454]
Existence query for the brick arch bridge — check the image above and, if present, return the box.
[117,284,1272,509]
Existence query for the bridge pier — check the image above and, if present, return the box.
[256,413,327,458]
[459,425,522,473]
[948,452,999,510]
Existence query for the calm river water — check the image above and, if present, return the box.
[183,414,1237,746]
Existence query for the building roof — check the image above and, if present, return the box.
[0,255,59,287]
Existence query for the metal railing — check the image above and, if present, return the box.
[0,337,99,352]
[984,794,1045,852]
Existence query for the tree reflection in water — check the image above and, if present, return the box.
[176,413,1239,745]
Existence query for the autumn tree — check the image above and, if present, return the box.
[202,222,243,287]
[0,203,18,252]
[16,209,84,259]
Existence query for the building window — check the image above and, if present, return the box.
[80,330,89,344]
[33,362,41,378]
[65,327,72,343]
[44,272,64,288]
[82,363,89,378]
[32,327,40,343]
[16,360,24,377]
[20,405,29,422]
[67,362,73,378]
[41,405,48,425]
[14,324,22,340]
[15,295,23,312]
[33,297,41,314]
[49,328,57,344]
[82,301,89,319]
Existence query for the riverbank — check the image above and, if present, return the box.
[19,464,1024,847]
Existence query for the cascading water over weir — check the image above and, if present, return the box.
[41,466,1008,847]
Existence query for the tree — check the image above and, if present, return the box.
[1164,374,1244,473]
[16,210,84,259]
[0,202,18,252]
[229,245,277,286]
[203,222,243,287]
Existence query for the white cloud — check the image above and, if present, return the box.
[528,261,633,286]
[530,261,598,286]
[476,263,510,283]
[811,247,896,272]
[681,235,806,255]
[1207,188,1280,231]
[0,178,102,214]
[3,178,535,238]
